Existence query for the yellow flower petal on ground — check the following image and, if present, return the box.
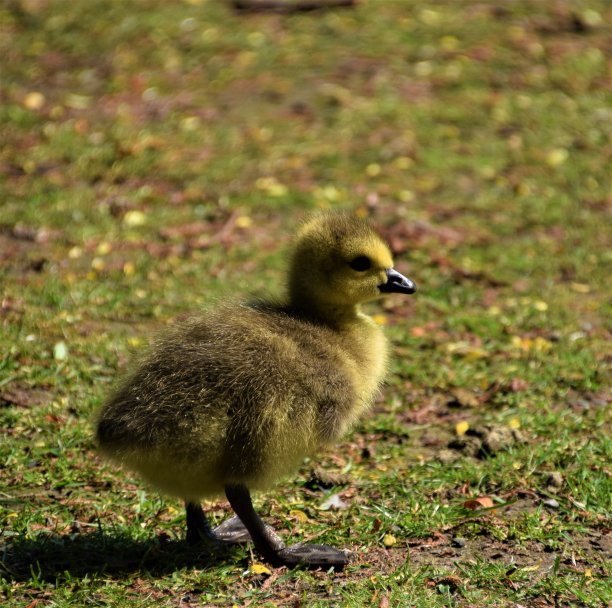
[546,149,568,167]
[24,92,45,110]
[456,421,470,436]
[533,337,552,352]
[508,417,521,429]
[399,190,415,203]
[393,156,413,170]
[123,210,147,227]
[91,257,106,271]
[53,341,68,361]
[255,177,287,197]
[366,163,381,177]
[289,509,309,523]
[250,563,271,576]
[439,35,459,51]
[96,242,112,255]
[66,94,92,110]
[235,215,252,229]
[180,116,201,131]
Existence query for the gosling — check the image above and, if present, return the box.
[96,212,416,569]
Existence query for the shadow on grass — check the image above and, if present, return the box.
[0,531,242,582]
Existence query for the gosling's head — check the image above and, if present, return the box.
[288,212,416,315]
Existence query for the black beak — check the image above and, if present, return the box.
[378,268,417,295]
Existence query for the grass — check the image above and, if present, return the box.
[1,0,610,606]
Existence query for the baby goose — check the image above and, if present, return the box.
[96,212,415,569]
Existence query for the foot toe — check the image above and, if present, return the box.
[213,515,252,544]
[277,543,352,569]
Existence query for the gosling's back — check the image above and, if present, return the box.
[96,301,387,500]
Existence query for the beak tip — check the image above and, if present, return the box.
[379,269,417,295]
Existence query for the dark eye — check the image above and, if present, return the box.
[349,256,372,271]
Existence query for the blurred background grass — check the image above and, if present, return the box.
[1,1,610,606]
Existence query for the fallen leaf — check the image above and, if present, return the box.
[509,378,529,392]
[448,387,480,408]
[463,496,495,510]
[159,221,209,240]
[255,176,287,197]
[289,509,309,523]
[430,575,464,592]
[91,257,105,271]
[570,282,590,293]
[410,326,427,337]
[96,241,112,255]
[546,148,568,167]
[0,385,51,408]
[508,417,521,429]
[235,215,252,228]
[379,592,391,608]
[534,300,548,311]
[446,342,489,360]
[123,210,147,227]
[510,336,552,352]
[319,493,348,511]
[24,92,45,110]
[66,93,92,109]
[455,421,470,436]
[53,341,68,361]
[249,563,271,576]
[123,261,136,275]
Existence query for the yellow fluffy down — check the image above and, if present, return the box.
[96,213,395,501]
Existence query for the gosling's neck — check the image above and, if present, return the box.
[287,289,366,329]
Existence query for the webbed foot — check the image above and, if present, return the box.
[213,515,252,544]
[276,543,352,569]
[224,483,351,571]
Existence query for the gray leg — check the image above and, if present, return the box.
[185,501,216,545]
[224,484,351,569]
[224,484,286,565]
[185,502,252,545]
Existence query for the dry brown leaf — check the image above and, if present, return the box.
[463,496,495,510]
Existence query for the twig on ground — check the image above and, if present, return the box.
[232,0,356,14]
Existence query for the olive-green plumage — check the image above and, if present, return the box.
[96,212,415,568]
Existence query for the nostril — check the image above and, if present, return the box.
[378,269,416,294]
